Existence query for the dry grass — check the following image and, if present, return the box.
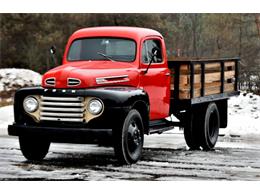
[0,90,14,107]
[0,99,13,107]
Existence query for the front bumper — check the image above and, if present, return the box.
[8,124,113,144]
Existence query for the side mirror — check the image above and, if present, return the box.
[151,47,159,58]
[143,47,161,74]
[50,45,56,55]
[49,45,58,65]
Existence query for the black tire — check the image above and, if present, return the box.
[114,109,144,165]
[199,103,220,150]
[184,109,201,150]
[19,136,50,161]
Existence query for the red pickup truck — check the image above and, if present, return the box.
[8,27,239,164]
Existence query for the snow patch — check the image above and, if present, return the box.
[220,92,260,136]
[0,68,41,94]
[0,105,13,135]
[0,68,41,135]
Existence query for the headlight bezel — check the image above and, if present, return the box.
[87,98,104,115]
[23,96,39,113]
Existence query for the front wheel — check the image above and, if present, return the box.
[113,109,144,165]
[19,135,50,161]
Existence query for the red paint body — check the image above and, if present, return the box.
[42,27,171,120]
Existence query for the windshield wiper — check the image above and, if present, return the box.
[97,52,115,62]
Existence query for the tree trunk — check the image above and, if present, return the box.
[255,14,260,38]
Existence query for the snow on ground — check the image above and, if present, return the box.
[220,92,260,136]
[0,68,41,93]
[0,105,13,135]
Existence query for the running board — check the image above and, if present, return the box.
[148,119,180,134]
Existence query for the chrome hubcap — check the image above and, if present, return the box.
[128,120,141,152]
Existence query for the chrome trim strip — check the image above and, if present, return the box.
[40,107,85,112]
[45,77,56,86]
[67,78,81,86]
[41,102,84,107]
[40,117,83,122]
[41,96,83,102]
[41,112,84,117]
[96,75,129,84]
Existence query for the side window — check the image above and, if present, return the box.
[141,39,163,64]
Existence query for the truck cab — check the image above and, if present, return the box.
[43,27,171,120]
[8,27,239,164]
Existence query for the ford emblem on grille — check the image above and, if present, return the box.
[67,78,81,86]
[45,77,56,86]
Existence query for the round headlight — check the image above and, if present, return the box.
[23,96,39,113]
[88,99,103,115]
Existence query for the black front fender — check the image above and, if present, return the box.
[12,86,150,129]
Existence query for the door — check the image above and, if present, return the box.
[139,37,170,120]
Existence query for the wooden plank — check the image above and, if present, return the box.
[179,64,201,74]
[225,70,235,79]
[178,63,234,74]
[224,83,235,92]
[179,68,233,85]
[225,61,235,71]
[172,83,235,99]
[179,71,232,85]
[170,60,236,99]
[224,61,235,66]
[205,62,221,68]
[179,82,221,90]
[179,64,188,71]
[179,64,201,71]
[205,72,221,82]
[205,86,221,95]
[173,82,234,92]
[171,71,234,89]
[179,74,201,85]
[179,89,201,99]
[180,63,218,74]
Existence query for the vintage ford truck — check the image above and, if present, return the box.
[8,27,239,164]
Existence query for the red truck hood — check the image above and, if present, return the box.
[42,61,139,88]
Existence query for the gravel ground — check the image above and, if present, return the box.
[0,133,260,181]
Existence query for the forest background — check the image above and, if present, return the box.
[1,13,260,93]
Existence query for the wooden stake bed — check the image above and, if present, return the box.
[168,58,239,100]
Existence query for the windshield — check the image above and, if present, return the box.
[67,38,136,62]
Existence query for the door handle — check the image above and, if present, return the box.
[165,73,170,76]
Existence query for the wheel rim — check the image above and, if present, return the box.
[208,110,219,138]
[127,119,142,154]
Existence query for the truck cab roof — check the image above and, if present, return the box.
[62,26,164,65]
[69,26,163,42]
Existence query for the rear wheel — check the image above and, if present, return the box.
[114,109,144,165]
[184,102,220,150]
[19,135,50,161]
[199,103,220,150]
[184,109,201,150]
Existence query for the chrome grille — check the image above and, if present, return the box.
[40,96,85,122]
[67,78,81,86]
